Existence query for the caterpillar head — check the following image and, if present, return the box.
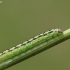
[50,28,63,37]
[55,28,62,33]
[55,28,63,36]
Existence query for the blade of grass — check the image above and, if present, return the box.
[0,28,70,70]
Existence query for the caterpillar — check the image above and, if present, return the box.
[0,28,63,70]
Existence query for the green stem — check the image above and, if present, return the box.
[0,29,70,70]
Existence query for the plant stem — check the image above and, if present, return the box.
[0,29,70,70]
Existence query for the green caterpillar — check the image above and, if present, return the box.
[0,28,63,70]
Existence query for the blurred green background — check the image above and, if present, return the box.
[0,0,70,70]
